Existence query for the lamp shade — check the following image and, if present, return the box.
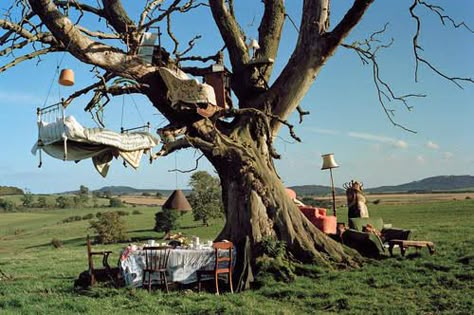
[321,153,339,170]
[162,189,192,211]
[58,68,75,86]
[248,39,260,50]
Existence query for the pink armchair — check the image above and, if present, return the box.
[286,188,337,234]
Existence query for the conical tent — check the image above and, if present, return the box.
[162,189,192,211]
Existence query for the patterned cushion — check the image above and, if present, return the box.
[349,217,384,232]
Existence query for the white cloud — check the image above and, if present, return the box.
[426,141,440,150]
[443,152,454,160]
[416,155,426,164]
[307,127,340,135]
[348,131,408,149]
[394,140,408,149]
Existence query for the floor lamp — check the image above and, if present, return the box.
[321,153,339,216]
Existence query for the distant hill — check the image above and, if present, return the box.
[93,186,191,196]
[57,175,474,196]
[289,185,345,197]
[289,175,474,196]
[0,186,24,196]
[366,175,474,193]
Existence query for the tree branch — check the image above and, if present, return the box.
[53,1,104,17]
[409,0,474,88]
[0,47,58,73]
[168,153,204,173]
[257,0,285,80]
[248,0,341,134]
[140,0,181,31]
[101,0,136,34]
[209,0,248,71]
[341,25,426,133]
[179,49,222,63]
[64,72,114,107]
[326,0,374,51]
[296,105,310,124]
[139,1,164,28]
[76,26,121,40]
[27,0,150,79]
[176,35,202,59]
[153,137,193,158]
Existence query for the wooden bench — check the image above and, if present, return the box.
[388,239,435,256]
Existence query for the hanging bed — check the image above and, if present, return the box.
[32,103,159,177]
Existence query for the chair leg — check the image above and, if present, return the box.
[163,272,169,293]
[148,273,152,292]
[197,273,201,292]
[215,275,219,295]
[228,272,234,294]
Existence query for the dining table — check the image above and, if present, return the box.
[119,245,234,288]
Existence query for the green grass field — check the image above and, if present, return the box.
[1,199,473,314]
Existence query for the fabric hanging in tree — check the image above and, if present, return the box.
[32,115,160,177]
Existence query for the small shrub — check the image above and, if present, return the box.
[62,215,82,223]
[82,213,94,220]
[132,210,142,215]
[95,212,102,218]
[51,238,63,248]
[0,198,16,212]
[256,237,296,283]
[14,228,24,235]
[142,192,151,196]
[109,197,125,208]
[465,196,471,200]
[89,211,128,244]
[154,208,180,233]
[116,210,130,216]
[372,199,381,205]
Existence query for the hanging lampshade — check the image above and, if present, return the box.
[321,153,339,170]
[162,189,192,212]
[58,68,75,86]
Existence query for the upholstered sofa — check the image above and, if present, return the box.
[342,217,411,257]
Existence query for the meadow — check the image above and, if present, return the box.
[0,195,473,314]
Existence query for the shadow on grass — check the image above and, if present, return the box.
[25,236,86,249]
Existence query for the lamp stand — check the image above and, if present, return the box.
[329,168,336,217]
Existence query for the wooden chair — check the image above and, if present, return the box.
[86,235,113,286]
[197,241,234,295]
[142,246,171,293]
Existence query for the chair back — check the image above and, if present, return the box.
[143,246,171,271]
[86,235,94,270]
[212,241,233,270]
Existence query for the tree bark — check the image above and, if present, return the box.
[197,112,362,290]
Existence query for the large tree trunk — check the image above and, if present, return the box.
[199,112,362,291]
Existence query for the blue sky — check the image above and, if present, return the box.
[0,1,473,193]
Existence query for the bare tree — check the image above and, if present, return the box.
[1,0,472,290]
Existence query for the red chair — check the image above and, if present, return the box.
[197,241,234,295]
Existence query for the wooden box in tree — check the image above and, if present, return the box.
[203,64,231,109]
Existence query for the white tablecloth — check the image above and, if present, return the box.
[120,247,232,287]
